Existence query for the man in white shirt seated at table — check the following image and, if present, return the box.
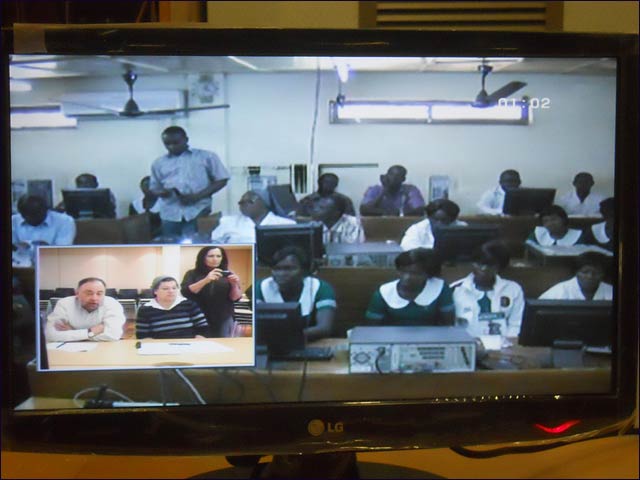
[309,193,364,244]
[556,172,605,217]
[476,169,521,216]
[401,199,466,250]
[45,277,125,342]
[12,195,76,267]
[210,189,296,244]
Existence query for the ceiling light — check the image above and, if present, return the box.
[10,80,32,92]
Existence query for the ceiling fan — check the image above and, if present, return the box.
[472,59,526,108]
[63,70,229,118]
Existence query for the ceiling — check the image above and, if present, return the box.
[9,54,617,80]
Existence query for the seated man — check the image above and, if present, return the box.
[360,165,425,216]
[451,241,524,348]
[136,276,209,339]
[309,193,364,244]
[476,169,521,215]
[400,199,466,250]
[211,189,296,244]
[528,204,584,246]
[557,172,605,216]
[297,173,356,217]
[45,277,125,342]
[12,195,76,267]
[539,252,612,300]
[584,197,614,251]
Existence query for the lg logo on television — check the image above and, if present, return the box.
[307,419,344,436]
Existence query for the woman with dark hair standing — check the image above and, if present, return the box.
[181,246,243,337]
[365,248,455,326]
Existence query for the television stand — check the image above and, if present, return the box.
[191,452,441,479]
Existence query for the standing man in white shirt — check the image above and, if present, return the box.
[477,169,522,216]
[45,277,125,342]
[211,189,296,244]
[557,172,605,216]
[150,126,230,239]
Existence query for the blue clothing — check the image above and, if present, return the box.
[12,210,76,246]
[150,148,230,222]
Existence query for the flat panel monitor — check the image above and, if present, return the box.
[432,224,500,262]
[255,302,305,356]
[503,188,556,215]
[62,188,115,219]
[2,26,637,475]
[268,184,299,217]
[519,299,613,347]
[255,222,324,267]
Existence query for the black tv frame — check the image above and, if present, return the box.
[2,27,637,459]
[503,188,556,215]
[519,299,613,347]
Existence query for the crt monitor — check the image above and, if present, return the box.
[432,224,500,262]
[519,299,613,348]
[61,188,115,219]
[255,222,324,268]
[2,26,638,473]
[255,302,305,356]
[502,188,556,215]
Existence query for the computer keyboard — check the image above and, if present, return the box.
[271,347,334,361]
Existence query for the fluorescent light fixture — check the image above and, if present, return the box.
[330,100,529,125]
[11,106,77,129]
[431,104,524,121]
[9,79,32,92]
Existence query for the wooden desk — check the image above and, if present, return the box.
[44,338,254,370]
[27,339,611,406]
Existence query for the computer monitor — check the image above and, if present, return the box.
[432,224,500,262]
[255,222,324,268]
[268,184,299,217]
[255,302,305,356]
[503,188,556,215]
[3,26,637,474]
[519,299,613,347]
[62,188,115,219]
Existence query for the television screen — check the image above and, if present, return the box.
[3,26,638,467]
[255,302,304,355]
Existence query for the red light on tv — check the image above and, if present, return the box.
[534,420,581,434]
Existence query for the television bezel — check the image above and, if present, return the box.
[2,26,638,456]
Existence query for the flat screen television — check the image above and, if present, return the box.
[267,184,299,218]
[255,222,324,268]
[520,299,613,348]
[62,188,115,219]
[432,224,500,262]
[2,25,638,475]
[503,188,556,215]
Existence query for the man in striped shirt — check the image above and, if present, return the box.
[136,276,209,339]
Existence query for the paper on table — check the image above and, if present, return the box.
[47,342,99,353]
[136,341,233,355]
[479,335,502,351]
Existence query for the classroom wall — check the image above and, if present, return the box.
[11,68,616,216]
[38,245,254,292]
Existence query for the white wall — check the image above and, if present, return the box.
[11,68,616,216]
